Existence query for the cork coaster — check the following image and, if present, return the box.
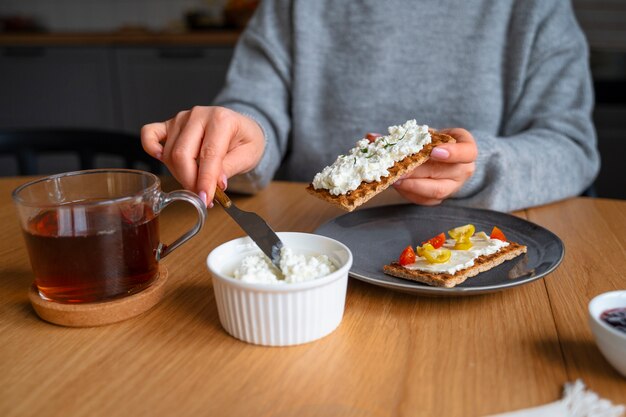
[29,266,168,327]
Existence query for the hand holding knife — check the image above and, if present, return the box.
[213,187,283,269]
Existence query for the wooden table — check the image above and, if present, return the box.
[1,177,624,417]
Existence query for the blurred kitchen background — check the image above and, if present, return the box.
[0,0,253,32]
[0,0,624,198]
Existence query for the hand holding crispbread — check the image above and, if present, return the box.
[306,120,477,211]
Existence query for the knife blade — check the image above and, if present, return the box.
[214,188,283,269]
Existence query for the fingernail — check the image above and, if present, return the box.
[431,147,450,160]
[155,152,162,161]
[220,173,228,190]
[208,201,214,209]
[394,179,403,187]
[198,191,207,207]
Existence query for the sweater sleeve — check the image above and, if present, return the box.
[212,0,292,194]
[449,2,600,212]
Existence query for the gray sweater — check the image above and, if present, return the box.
[214,0,600,212]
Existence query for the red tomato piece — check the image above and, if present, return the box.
[399,245,416,266]
[490,226,507,241]
[422,232,446,249]
[365,133,382,142]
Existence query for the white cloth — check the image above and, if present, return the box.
[486,380,624,417]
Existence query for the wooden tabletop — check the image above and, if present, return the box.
[1,177,624,417]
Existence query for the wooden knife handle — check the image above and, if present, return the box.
[214,187,232,208]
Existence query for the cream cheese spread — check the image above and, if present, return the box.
[404,232,509,274]
[233,247,337,284]
[312,119,431,195]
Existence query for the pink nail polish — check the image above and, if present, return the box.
[155,152,162,161]
[431,148,450,160]
[198,191,207,207]
[220,174,228,190]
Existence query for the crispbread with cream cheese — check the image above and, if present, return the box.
[306,131,455,211]
[383,241,527,288]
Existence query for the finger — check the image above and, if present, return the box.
[438,128,474,143]
[394,185,443,206]
[221,144,263,179]
[140,122,167,160]
[393,177,461,203]
[404,161,475,184]
[196,122,232,206]
[164,119,205,192]
[430,128,478,163]
[161,111,190,165]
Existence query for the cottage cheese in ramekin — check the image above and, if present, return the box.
[233,247,337,284]
[208,232,353,346]
[312,119,431,195]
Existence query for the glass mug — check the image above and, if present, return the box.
[12,169,206,303]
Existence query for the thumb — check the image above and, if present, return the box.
[431,128,477,163]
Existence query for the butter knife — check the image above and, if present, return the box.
[214,188,283,268]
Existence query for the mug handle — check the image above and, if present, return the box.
[155,190,206,261]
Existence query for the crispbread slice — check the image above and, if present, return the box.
[383,241,528,288]
[306,131,456,211]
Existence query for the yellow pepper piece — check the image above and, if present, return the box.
[454,239,473,250]
[423,248,452,264]
[416,243,435,257]
[448,224,475,241]
[448,224,475,250]
[416,243,452,264]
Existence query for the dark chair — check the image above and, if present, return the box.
[582,184,598,198]
[0,128,162,175]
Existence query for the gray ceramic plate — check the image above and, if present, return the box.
[315,204,564,296]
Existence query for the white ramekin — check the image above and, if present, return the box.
[588,290,626,377]
[207,232,353,346]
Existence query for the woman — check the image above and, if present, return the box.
[142,0,599,212]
